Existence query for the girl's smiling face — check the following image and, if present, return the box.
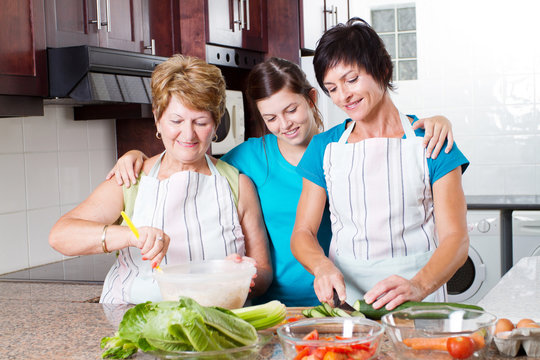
[323,62,386,121]
[256,87,317,148]
[156,94,215,166]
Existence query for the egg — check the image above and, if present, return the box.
[517,318,540,328]
[495,318,515,334]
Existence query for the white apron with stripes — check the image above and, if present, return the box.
[100,152,245,304]
[324,113,446,303]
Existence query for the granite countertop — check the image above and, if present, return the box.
[0,281,535,360]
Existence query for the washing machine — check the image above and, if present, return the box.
[512,211,540,265]
[447,211,502,304]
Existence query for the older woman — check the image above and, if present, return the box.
[49,55,272,304]
[292,18,469,311]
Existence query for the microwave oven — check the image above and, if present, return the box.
[212,90,245,155]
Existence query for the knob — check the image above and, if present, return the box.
[477,219,491,233]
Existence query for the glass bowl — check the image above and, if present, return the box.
[146,332,273,360]
[381,305,497,360]
[153,260,256,309]
[277,317,384,360]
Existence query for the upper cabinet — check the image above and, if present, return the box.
[300,0,349,52]
[45,0,151,54]
[0,0,47,97]
[206,0,267,53]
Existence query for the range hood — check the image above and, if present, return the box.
[47,46,168,105]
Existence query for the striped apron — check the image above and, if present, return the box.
[324,113,446,303]
[100,152,245,304]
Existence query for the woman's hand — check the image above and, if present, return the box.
[413,116,454,159]
[131,227,170,269]
[105,150,147,187]
[226,254,258,289]
[363,275,425,311]
[313,258,347,305]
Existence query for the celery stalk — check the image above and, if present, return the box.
[231,300,286,330]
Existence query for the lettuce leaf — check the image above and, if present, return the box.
[101,297,258,359]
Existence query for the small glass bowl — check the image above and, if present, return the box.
[277,317,384,360]
[382,305,496,360]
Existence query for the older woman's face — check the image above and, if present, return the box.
[156,94,215,166]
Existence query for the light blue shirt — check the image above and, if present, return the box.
[222,134,332,306]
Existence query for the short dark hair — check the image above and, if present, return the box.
[246,57,323,136]
[313,17,394,95]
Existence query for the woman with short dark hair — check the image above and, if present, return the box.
[292,18,470,310]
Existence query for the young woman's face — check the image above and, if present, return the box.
[156,94,215,165]
[323,62,386,121]
[256,88,317,147]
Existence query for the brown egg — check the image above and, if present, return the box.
[495,318,515,334]
[517,318,540,328]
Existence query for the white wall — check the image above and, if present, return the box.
[348,0,540,196]
[0,105,117,274]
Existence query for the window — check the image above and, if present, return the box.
[371,4,417,81]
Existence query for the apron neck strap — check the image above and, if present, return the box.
[148,152,218,178]
[338,120,355,144]
[399,113,416,139]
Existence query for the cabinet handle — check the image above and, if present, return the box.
[144,39,156,55]
[324,5,338,29]
[245,0,250,31]
[234,0,244,31]
[105,0,111,32]
[88,0,102,30]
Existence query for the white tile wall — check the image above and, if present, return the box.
[350,0,540,196]
[0,105,117,273]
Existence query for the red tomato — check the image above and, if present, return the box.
[287,316,302,323]
[303,329,320,341]
[447,336,475,359]
[293,347,310,360]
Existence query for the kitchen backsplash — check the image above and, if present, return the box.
[0,106,117,274]
[348,0,540,196]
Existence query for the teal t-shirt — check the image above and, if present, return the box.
[297,117,470,190]
[222,134,332,306]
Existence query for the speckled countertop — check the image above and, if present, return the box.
[0,281,534,360]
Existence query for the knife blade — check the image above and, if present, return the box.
[333,289,356,311]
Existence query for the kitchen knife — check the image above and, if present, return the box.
[333,289,356,311]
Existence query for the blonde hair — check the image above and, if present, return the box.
[151,54,226,128]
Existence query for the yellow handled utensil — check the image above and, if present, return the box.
[120,211,162,272]
[120,211,139,239]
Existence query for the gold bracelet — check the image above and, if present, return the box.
[101,224,111,253]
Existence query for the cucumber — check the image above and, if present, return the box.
[309,308,327,318]
[350,311,365,318]
[353,300,484,320]
[322,302,334,316]
[302,308,312,317]
[331,308,351,317]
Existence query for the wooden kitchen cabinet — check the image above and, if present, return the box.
[206,0,267,53]
[0,0,47,99]
[44,0,150,54]
[300,0,349,52]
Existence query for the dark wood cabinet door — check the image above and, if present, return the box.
[0,0,48,96]
[45,0,149,53]
[103,0,146,52]
[44,0,99,47]
[206,0,267,52]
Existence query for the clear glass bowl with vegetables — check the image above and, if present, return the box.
[153,260,256,309]
[277,317,384,360]
[381,305,497,360]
